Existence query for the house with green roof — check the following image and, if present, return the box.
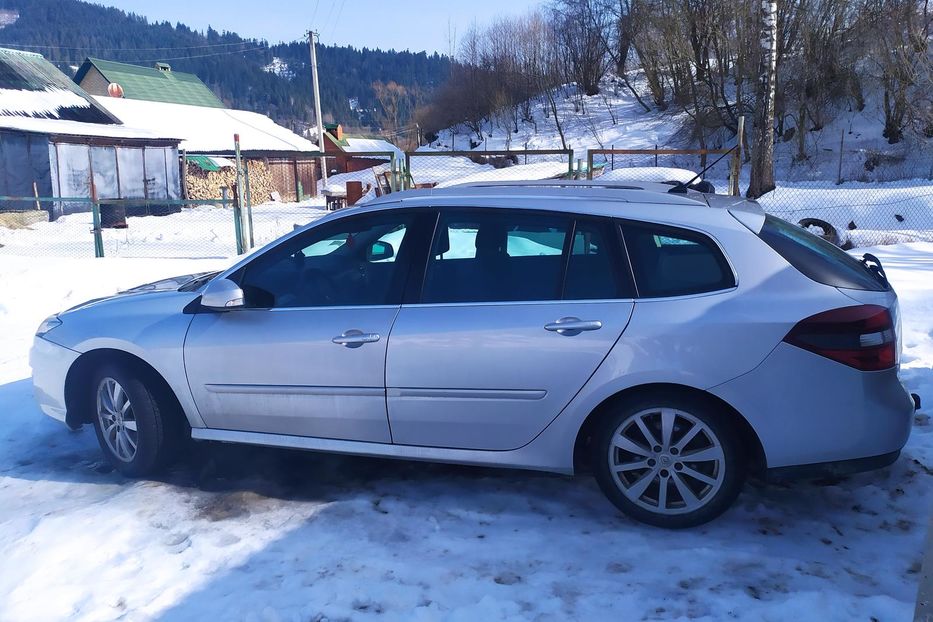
[74,57,225,108]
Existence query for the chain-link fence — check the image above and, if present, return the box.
[588,144,933,247]
[2,146,931,259]
[403,149,574,189]
[0,195,329,259]
[758,147,933,248]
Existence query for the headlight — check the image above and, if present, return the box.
[36,314,62,337]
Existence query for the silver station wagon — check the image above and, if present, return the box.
[31,181,917,528]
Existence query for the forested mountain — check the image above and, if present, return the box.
[0,0,450,133]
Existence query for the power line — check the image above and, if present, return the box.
[329,0,347,37]
[0,40,263,52]
[128,46,267,62]
[319,2,336,35]
[1,43,266,63]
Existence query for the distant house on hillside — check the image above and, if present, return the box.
[74,57,225,108]
[322,123,403,175]
[0,48,182,220]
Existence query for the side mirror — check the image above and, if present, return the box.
[200,278,245,310]
[367,240,394,262]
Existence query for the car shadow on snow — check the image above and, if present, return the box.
[3,372,931,618]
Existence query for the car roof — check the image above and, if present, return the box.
[366,182,705,208]
[362,179,762,217]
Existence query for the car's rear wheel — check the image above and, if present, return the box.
[593,393,745,528]
[91,364,178,477]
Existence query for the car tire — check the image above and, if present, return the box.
[90,364,179,477]
[592,392,746,528]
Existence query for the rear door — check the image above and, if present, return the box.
[386,209,635,450]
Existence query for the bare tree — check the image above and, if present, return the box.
[552,0,612,96]
[372,80,408,132]
[748,0,779,198]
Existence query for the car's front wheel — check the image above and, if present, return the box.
[593,393,746,528]
[90,364,179,477]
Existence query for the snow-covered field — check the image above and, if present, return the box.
[0,200,328,259]
[0,237,930,620]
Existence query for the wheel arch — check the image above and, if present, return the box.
[571,382,767,475]
[64,348,188,432]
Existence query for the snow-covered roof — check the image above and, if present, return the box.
[0,113,177,141]
[342,137,403,158]
[94,97,320,154]
[435,161,569,188]
[599,166,699,184]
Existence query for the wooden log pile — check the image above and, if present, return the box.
[185,159,277,203]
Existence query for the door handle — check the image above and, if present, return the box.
[544,317,603,336]
[332,329,381,348]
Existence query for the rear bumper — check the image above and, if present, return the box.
[711,342,914,469]
[765,450,900,481]
[29,336,80,426]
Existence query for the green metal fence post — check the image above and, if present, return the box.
[405,152,412,190]
[225,186,244,255]
[91,200,104,258]
[243,161,255,248]
[567,149,574,179]
[587,151,595,180]
[233,134,249,252]
[90,181,104,258]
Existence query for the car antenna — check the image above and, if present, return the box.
[667,145,738,194]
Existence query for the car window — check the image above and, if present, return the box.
[757,214,888,291]
[238,213,414,308]
[423,210,570,303]
[564,219,633,300]
[621,221,735,298]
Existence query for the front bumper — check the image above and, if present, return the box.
[30,336,80,426]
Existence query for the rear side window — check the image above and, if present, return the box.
[758,215,889,291]
[564,219,634,299]
[622,222,735,298]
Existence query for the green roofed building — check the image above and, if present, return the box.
[74,57,225,108]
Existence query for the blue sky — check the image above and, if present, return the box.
[98,0,541,54]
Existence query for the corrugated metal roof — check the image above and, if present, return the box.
[0,47,119,124]
[75,57,225,108]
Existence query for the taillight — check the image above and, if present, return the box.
[783,305,896,371]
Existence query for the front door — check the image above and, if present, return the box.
[386,209,636,450]
[184,210,423,442]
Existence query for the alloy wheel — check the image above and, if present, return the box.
[608,407,726,515]
[96,377,139,462]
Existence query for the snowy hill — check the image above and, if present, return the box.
[431,77,933,185]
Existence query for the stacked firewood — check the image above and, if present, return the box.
[185,159,277,203]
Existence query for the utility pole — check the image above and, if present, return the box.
[308,30,327,183]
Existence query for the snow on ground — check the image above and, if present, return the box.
[432,75,932,185]
[0,199,327,259]
[0,239,930,620]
